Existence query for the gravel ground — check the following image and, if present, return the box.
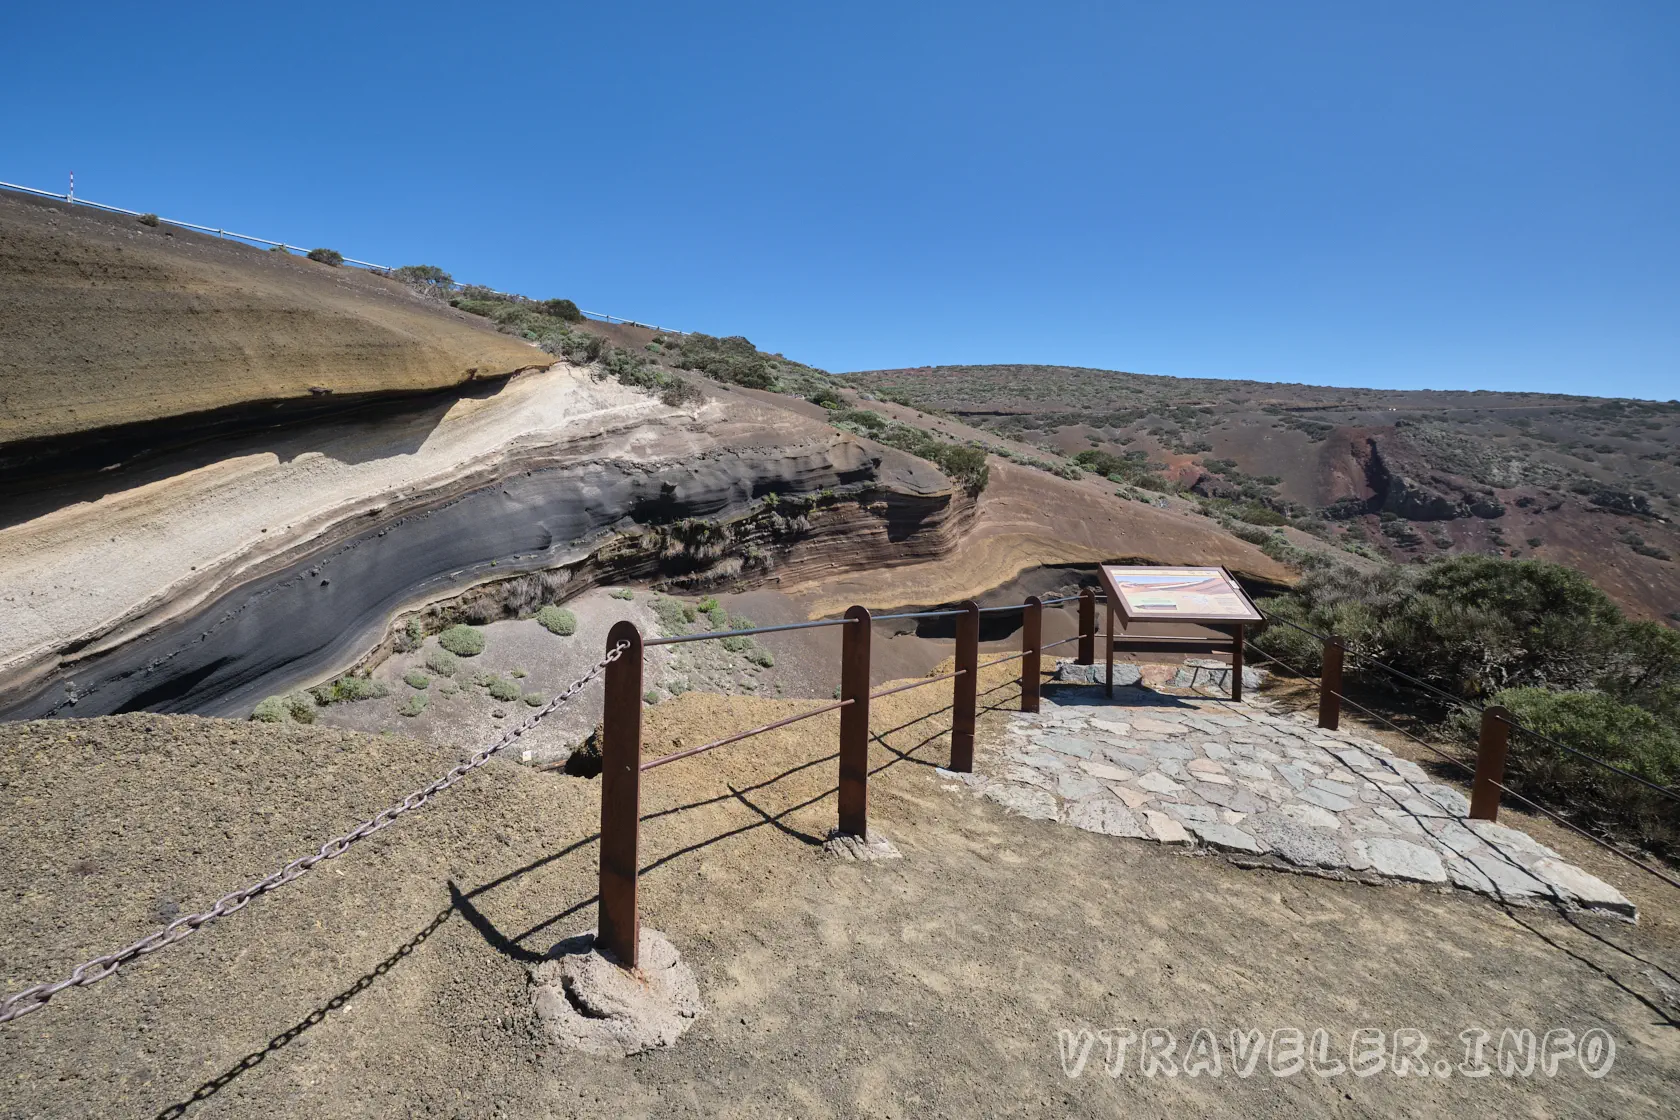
[1,663,1676,1118]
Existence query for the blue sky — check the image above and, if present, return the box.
[5,2,1676,398]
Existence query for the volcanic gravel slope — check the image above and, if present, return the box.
[1,664,1676,1118]
[0,188,545,445]
[845,364,1680,622]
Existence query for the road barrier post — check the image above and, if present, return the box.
[1077,588,1095,665]
[838,607,872,837]
[1470,706,1512,822]
[1021,596,1042,713]
[1318,637,1345,730]
[598,621,644,969]
[950,601,980,771]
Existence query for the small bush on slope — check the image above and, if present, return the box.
[536,606,577,636]
[438,625,486,657]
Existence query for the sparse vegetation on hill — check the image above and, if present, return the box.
[828,408,990,494]
[306,247,344,266]
[844,364,1680,622]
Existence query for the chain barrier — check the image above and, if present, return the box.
[0,642,628,1027]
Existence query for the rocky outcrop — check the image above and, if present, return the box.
[0,437,948,719]
[1329,430,1505,522]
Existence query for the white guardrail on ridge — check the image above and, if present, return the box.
[0,178,685,334]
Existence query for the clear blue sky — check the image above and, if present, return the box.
[5,2,1676,398]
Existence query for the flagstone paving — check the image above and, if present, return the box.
[946,672,1637,920]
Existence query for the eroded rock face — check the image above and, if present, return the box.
[1339,433,1507,522]
[0,441,919,719]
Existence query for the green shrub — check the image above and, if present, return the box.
[511,668,527,678]
[138,213,160,228]
[398,693,429,718]
[522,691,546,707]
[1255,556,1634,700]
[806,386,844,409]
[720,635,752,653]
[650,596,694,635]
[748,648,776,668]
[425,648,459,677]
[644,689,661,705]
[1455,688,1680,854]
[306,247,344,266]
[659,377,703,407]
[1232,503,1287,527]
[930,444,990,494]
[311,676,390,704]
[403,670,430,690]
[469,670,498,687]
[488,678,522,702]
[393,264,454,293]
[251,695,289,722]
[609,588,634,601]
[286,694,317,723]
[697,596,720,612]
[536,605,578,636]
[438,624,486,657]
[540,298,583,321]
[676,333,777,389]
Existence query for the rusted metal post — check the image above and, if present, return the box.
[598,620,643,970]
[950,600,980,772]
[1470,705,1512,822]
[1318,636,1344,730]
[1021,596,1042,713]
[1230,622,1244,702]
[838,606,872,837]
[1105,600,1115,697]
[1077,588,1095,665]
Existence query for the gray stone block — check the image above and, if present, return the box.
[982,782,1059,820]
[1186,821,1267,854]
[1358,837,1447,884]
[1064,798,1148,838]
[1247,815,1352,869]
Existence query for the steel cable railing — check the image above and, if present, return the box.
[1254,609,1680,807]
[1242,640,1680,893]
[0,587,1091,1019]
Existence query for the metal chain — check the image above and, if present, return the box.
[0,642,628,1026]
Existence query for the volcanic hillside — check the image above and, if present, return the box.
[0,190,546,452]
[0,193,1289,720]
[845,364,1680,623]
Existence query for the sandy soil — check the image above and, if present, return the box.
[1,660,1674,1118]
[0,190,545,445]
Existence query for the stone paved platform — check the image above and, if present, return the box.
[948,673,1636,920]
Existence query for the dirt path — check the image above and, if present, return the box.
[1,664,1675,1118]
